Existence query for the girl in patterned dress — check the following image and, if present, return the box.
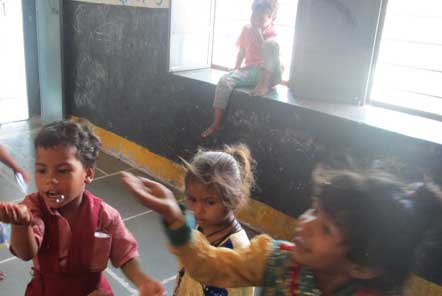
[124,165,442,295]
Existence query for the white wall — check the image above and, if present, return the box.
[291,0,383,104]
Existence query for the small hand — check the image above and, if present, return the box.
[139,280,166,296]
[0,203,32,225]
[121,172,183,225]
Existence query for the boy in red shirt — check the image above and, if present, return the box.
[0,120,164,296]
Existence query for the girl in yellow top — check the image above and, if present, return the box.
[167,144,256,296]
[123,166,442,296]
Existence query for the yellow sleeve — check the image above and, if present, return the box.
[170,231,273,288]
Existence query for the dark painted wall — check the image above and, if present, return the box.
[64,2,442,218]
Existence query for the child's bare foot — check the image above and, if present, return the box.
[0,271,5,280]
[202,108,224,138]
[201,124,220,138]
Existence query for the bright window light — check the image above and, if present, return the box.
[212,0,298,82]
[370,0,442,118]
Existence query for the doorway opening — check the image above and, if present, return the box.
[0,0,29,124]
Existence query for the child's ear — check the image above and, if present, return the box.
[348,263,380,280]
[85,167,94,184]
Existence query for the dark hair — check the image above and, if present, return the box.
[312,167,442,292]
[182,144,256,212]
[34,120,101,168]
[408,183,442,285]
[252,0,279,19]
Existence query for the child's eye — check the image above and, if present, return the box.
[58,169,70,174]
[36,169,46,174]
[206,200,217,206]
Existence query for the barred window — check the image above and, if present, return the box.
[371,0,442,119]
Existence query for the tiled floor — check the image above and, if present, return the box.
[0,118,260,295]
[0,119,178,295]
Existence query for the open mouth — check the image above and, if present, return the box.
[195,218,205,224]
[46,191,65,203]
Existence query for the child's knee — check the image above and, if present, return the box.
[218,73,237,89]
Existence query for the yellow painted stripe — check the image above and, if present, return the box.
[70,116,184,189]
[237,199,298,240]
[71,0,169,8]
[70,116,298,240]
[404,274,442,296]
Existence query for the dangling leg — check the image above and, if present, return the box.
[201,107,225,138]
[202,67,260,138]
[201,70,243,138]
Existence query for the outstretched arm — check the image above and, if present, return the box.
[122,172,271,288]
[0,146,30,183]
[86,259,165,296]
[121,172,183,226]
[121,258,165,296]
[169,223,271,287]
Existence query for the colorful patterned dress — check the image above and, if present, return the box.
[165,220,384,296]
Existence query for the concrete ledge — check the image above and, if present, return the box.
[174,68,442,146]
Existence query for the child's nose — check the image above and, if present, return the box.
[49,177,58,185]
[46,173,59,184]
[194,202,205,215]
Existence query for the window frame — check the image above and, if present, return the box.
[168,0,215,72]
[367,0,442,122]
[168,0,441,123]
